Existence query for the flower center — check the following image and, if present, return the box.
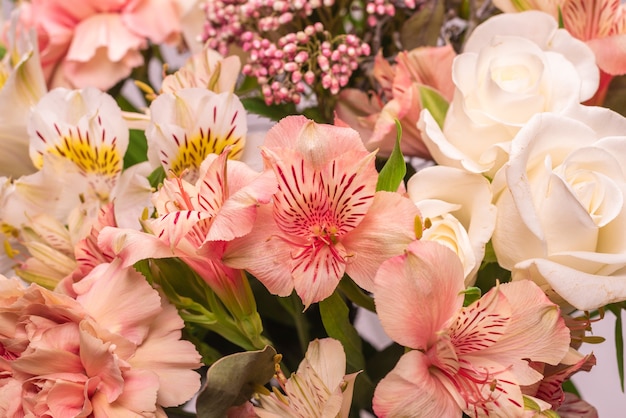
[169,127,244,177]
[34,127,121,177]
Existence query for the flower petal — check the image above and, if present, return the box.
[373,350,460,418]
[374,240,464,349]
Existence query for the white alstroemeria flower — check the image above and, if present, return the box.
[27,87,152,231]
[407,165,496,285]
[0,10,47,177]
[492,106,626,311]
[146,87,260,182]
[419,11,599,177]
[160,45,241,94]
[254,338,359,418]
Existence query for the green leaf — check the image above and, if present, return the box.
[399,0,445,49]
[480,240,498,267]
[148,166,166,189]
[319,292,365,373]
[460,287,481,307]
[603,74,626,117]
[608,304,625,392]
[376,120,406,192]
[562,379,580,397]
[196,346,278,418]
[523,395,542,412]
[123,129,148,168]
[339,275,376,313]
[241,97,297,121]
[419,85,449,130]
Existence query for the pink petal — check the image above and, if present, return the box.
[561,0,621,41]
[90,370,159,416]
[208,167,277,241]
[98,226,178,268]
[586,35,626,75]
[557,392,599,418]
[373,350,460,417]
[75,261,163,345]
[342,191,420,291]
[263,115,368,167]
[222,205,296,297]
[374,240,465,349]
[130,302,201,407]
[78,323,124,403]
[62,47,143,90]
[122,0,181,43]
[46,378,94,417]
[475,280,570,385]
[67,14,145,62]
[292,243,347,307]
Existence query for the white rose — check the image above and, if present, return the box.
[419,11,599,177]
[407,165,496,285]
[492,106,626,311]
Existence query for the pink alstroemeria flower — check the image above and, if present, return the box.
[18,0,182,90]
[372,240,570,418]
[335,45,455,159]
[100,149,277,317]
[224,116,420,307]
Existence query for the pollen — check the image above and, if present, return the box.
[168,127,244,177]
[40,131,121,177]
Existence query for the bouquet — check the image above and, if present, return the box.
[1,0,625,416]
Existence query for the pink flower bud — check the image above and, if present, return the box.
[304,70,316,85]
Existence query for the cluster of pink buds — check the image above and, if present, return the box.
[201,0,336,55]
[241,23,370,106]
[365,0,418,26]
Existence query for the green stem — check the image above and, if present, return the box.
[278,293,310,355]
[338,275,376,313]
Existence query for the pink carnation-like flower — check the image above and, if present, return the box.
[0,260,202,416]
[18,0,183,90]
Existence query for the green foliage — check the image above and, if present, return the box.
[608,303,625,392]
[376,120,406,192]
[602,74,626,117]
[339,275,376,313]
[419,85,449,129]
[460,287,482,307]
[134,258,267,351]
[319,291,365,373]
[400,0,445,49]
[124,129,148,168]
[148,166,166,189]
[196,346,277,417]
[241,97,297,121]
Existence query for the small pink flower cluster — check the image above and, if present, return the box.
[365,0,418,26]
[201,0,335,55]
[365,0,416,26]
[242,25,371,105]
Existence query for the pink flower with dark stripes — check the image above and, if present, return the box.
[372,240,571,418]
[99,148,277,317]
[224,115,420,307]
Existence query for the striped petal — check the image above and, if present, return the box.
[146,88,247,181]
[28,87,128,177]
